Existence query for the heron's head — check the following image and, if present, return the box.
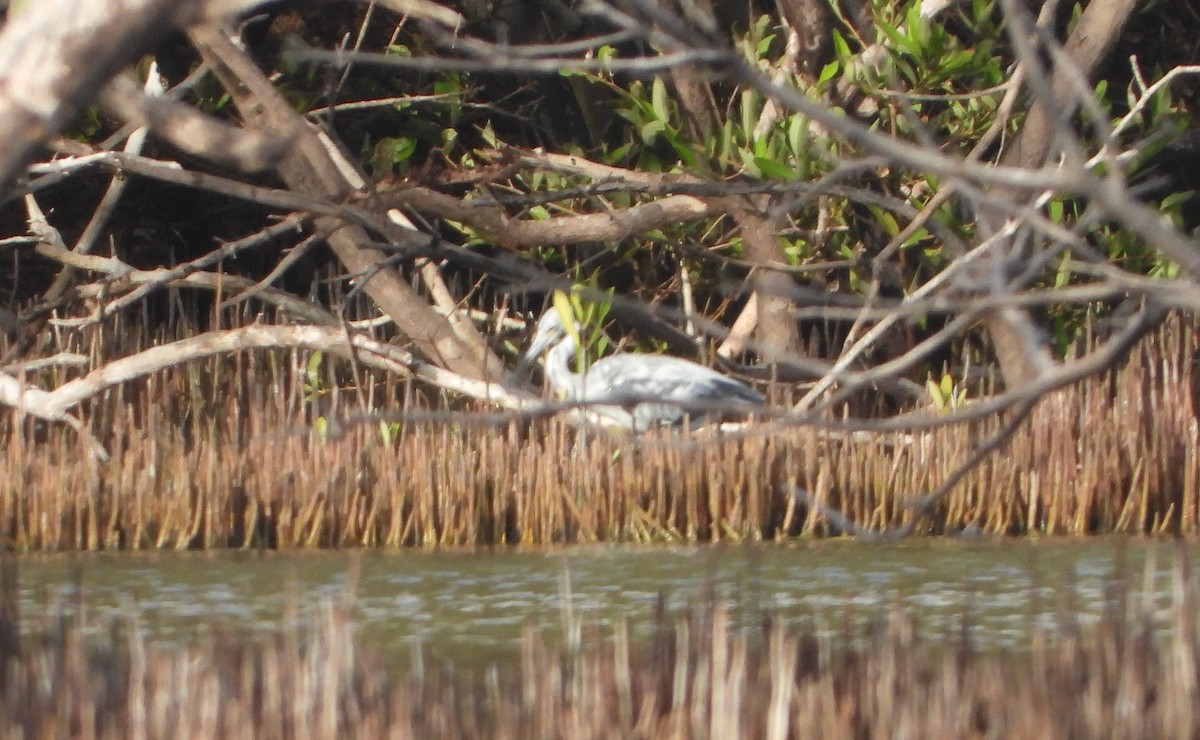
[522,308,570,363]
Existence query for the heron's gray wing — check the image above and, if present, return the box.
[586,355,763,413]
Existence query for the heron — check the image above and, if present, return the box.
[520,306,765,431]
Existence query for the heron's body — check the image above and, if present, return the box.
[524,309,764,431]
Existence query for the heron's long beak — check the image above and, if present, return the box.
[526,329,560,362]
[513,352,537,379]
[514,331,553,378]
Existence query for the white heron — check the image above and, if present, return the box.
[520,306,765,431]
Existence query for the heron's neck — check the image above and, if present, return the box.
[546,333,585,399]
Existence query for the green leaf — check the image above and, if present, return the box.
[640,119,667,144]
[720,120,735,161]
[479,122,498,148]
[877,18,912,56]
[305,352,324,387]
[1161,190,1195,212]
[940,50,974,74]
[740,90,759,139]
[669,138,701,170]
[927,379,946,410]
[901,227,931,249]
[313,416,330,442]
[605,142,633,165]
[832,30,851,60]
[651,77,671,123]
[753,135,770,159]
[1048,199,1064,224]
[1055,253,1072,289]
[377,136,415,167]
[756,33,776,59]
[753,156,797,181]
[817,61,840,85]
[379,421,400,444]
[906,2,929,48]
[868,205,899,237]
[787,114,807,159]
[939,373,954,399]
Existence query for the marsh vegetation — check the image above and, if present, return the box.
[0,0,1198,735]
[3,314,1199,550]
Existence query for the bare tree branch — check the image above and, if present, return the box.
[190,23,507,382]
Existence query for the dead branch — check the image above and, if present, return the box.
[189,23,506,382]
[36,324,534,420]
[100,72,286,173]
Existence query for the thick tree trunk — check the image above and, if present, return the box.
[974,0,1140,387]
[736,203,801,366]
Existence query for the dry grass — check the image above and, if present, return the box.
[2,314,1200,549]
[2,550,1199,738]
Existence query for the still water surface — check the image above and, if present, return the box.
[14,539,1192,665]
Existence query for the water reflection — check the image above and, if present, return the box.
[14,539,1190,665]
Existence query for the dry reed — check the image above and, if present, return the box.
[1,550,1198,738]
[2,314,1200,549]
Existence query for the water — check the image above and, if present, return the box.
[12,538,1191,665]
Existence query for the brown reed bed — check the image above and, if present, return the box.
[2,550,1200,738]
[2,314,1200,549]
